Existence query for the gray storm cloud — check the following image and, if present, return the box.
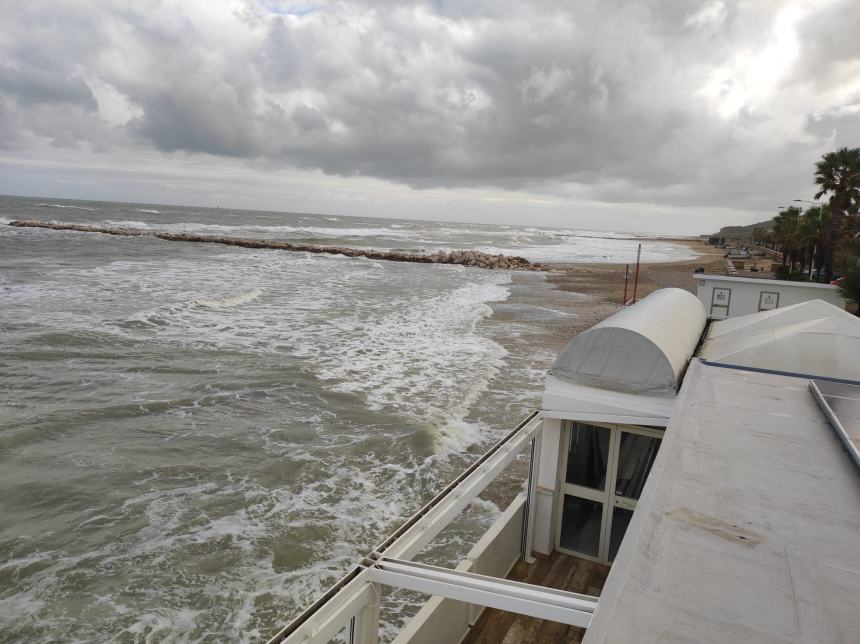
[1,0,859,214]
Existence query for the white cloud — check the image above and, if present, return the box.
[0,0,858,233]
[699,5,803,119]
[684,1,727,29]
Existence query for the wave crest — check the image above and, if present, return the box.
[194,287,263,308]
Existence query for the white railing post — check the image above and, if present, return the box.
[521,424,543,563]
[352,582,381,644]
[532,418,562,555]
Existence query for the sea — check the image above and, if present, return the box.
[0,195,697,642]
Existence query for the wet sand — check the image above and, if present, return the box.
[545,238,724,303]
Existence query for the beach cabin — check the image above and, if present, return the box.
[693,273,845,319]
[533,288,705,563]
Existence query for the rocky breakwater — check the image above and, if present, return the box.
[9,220,542,271]
[424,249,537,270]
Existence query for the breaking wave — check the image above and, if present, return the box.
[194,288,263,308]
[36,203,97,211]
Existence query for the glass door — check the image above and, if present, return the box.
[557,422,663,564]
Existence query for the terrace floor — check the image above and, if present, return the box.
[461,551,610,644]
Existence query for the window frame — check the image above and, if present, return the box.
[556,421,663,564]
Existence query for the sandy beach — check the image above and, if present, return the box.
[547,238,723,302]
[509,239,725,357]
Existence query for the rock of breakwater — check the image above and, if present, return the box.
[9,220,542,271]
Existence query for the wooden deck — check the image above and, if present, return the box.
[461,551,610,644]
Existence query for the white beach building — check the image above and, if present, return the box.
[581,362,860,644]
[693,273,845,319]
[267,289,860,644]
[536,288,705,563]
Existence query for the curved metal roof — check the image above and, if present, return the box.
[551,288,706,394]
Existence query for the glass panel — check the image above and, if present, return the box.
[615,432,661,500]
[608,506,633,561]
[565,423,609,490]
[559,495,603,557]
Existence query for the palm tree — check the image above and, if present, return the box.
[840,261,860,315]
[772,207,801,270]
[814,147,860,280]
[751,227,769,245]
[837,239,860,315]
[797,205,827,277]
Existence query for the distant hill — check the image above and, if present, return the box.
[713,219,774,238]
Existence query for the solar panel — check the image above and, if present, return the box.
[810,380,860,471]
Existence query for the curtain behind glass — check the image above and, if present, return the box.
[566,423,609,490]
[615,433,660,499]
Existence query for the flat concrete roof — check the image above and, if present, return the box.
[583,360,860,644]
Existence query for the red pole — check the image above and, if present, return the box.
[623,263,629,304]
[632,243,642,303]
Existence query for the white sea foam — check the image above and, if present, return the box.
[194,287,263,308]
[0,227,577,641]
[135,208,161,214]
[466,238,699,263]
[104,219,151,228]
[0,591,47,623]
[132,220,418,238]
[76,461,436,640]
[307,274,512,453]
[36,203,97,210]
[18,250,512,451]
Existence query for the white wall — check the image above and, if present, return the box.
[694,276,845,319]
[533,418,561,555]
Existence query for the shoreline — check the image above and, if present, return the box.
[543,238,724,305]
[495,238,724,362]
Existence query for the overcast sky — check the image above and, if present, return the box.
[1,0,858,233]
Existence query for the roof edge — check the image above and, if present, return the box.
[693,274,841,289]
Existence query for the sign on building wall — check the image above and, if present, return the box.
[710,287,731,317]
[758,291,780,311]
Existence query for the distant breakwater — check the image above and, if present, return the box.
[8,220,542,271]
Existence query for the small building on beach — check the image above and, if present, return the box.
[536,288,705,562]
[693,273,845,319]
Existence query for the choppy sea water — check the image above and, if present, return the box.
[0,196,695,642]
